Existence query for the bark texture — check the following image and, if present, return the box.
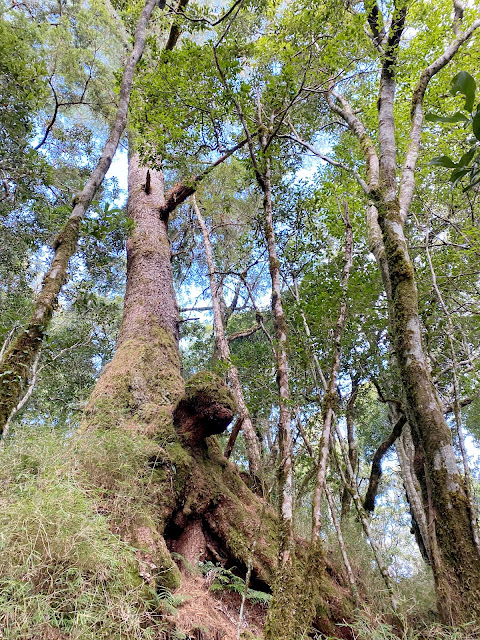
[378,198,480,621]
[363,412,406,513]
[0,0,158,436]
[324,2,480,622]
[395,421,431,564]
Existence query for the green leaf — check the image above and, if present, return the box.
[426,112,469,124]
[450,167,470,186]
[472,111,480,141]
[429,155,458,168]
[458,147,476,167]
[450,71,476,113]
[464,174,480,192]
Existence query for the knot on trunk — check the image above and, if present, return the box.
[173,371,236,447]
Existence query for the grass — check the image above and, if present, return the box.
[328,609,480,640]
[0,426,166,639]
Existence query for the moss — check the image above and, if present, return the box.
[174,372,236,447]
[154,535,182,591]
[184,371,237,414]
[0,217,83,435]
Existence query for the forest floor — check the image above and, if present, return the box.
[166,571,266,640]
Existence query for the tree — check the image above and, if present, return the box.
[318,0,480,622]
[80,149,353,639]
[192,193,262,478]
[4,0,480,636]
[0,0,160,435]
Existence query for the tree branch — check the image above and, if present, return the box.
[227,323,261,343]
[158,138,248,220]
[283,129,369,195]
[399,16,480,223]
[363,414,407,512]
[327,87,379,190]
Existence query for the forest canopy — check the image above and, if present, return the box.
[2,0,480,639]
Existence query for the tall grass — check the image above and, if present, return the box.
[0,427,162,639]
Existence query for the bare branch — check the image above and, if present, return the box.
[283,129,369,194]
[363,413,406,512]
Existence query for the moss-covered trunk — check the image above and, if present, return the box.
[379,198,480,624]
[80,153,353,639]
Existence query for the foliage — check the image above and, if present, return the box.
[427,71,480,190]
[198,561,271,606]
[334,610,480,640]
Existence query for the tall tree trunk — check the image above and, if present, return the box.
[262,160,294,558]
[325,3,480,619]
[85,152,184,435]
[261,157,302,640]
[378,197,480,621]
[0,0,159,437]
[81,153,353,639]
[192,195,262,478]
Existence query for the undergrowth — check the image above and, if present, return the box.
[198,561,271,606]
[0,426,166,639]
[324,610,480,640]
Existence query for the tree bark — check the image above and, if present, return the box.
[260,154,301,640]
[192,195,262,478]
[363,412,406,513]
[324,3,480,621]
[262,158,294,561]
[341,381,359,521]
[379,198,480,620]
[0,0,159,437]
[395,420,431,564]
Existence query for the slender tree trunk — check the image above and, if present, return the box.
[0,0,159,436]
[262,159,293,561]
[261,155,304,640]
[334,423,397,608]
[312,202,352,541]
[192,195,262,478]
[395,420,431,564]
[325,3,480,618]
[325,483,358,603]
[341,381,359,521]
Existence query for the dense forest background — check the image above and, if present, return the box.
[3,0,480,638]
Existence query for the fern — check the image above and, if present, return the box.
[156,585,190,615]
[198,561,271,606]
